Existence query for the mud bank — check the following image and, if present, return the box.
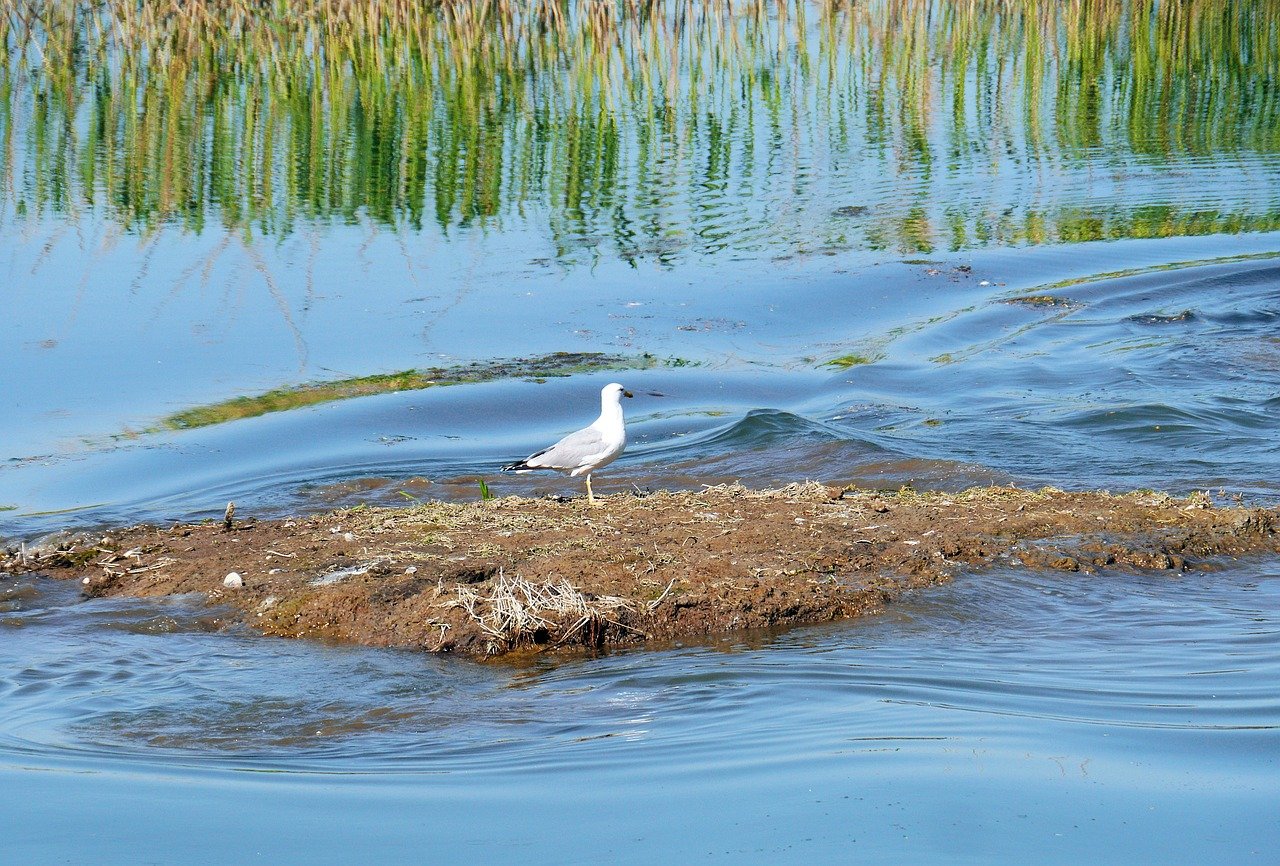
[4,485,1277,658]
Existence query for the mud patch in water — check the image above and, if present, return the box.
[7,485,1276,659]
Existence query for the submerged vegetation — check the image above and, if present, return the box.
[149,352,670,432]
[824,353,877,369]
[2,0,1279,258]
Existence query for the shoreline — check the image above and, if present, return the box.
[4,484,1277,658]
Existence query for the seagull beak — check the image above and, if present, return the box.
[623,390,634,398]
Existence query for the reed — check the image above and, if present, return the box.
[441,568,635,653]
[2,0,1277,256]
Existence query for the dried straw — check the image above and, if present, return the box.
[439,568,635,653]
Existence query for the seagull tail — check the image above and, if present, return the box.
[502,458,541,473]
[503,446,551,473]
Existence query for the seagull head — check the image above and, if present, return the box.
[603,382,634,401]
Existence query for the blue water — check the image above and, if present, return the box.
[4,563,1278,863]
[5,236,1280,536]
[5,1,1280,860]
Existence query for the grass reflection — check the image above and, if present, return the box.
[2,0,1278,258]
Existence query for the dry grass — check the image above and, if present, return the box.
[5,483,1277,658]
[439,568,636,654]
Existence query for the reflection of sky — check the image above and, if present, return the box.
[5,231,1280,534]
[3,562,1278,861]
[4,1,1280,529]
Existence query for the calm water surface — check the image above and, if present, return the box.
[2,1,1279,861]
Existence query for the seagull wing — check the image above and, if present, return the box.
[504,426,608,473]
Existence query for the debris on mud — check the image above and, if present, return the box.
[4,484,1276,658]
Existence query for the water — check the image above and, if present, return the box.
[3,1,1280,860]
[6,238,1280,533]
[3,565,1278,862]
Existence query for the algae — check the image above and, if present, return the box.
[824,353,876,369]
[149,352,674,433]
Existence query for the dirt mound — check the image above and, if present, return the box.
[5,484,1276,658]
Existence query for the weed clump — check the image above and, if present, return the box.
[439,569,635,654]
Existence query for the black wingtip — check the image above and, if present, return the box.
[504,446,550,473]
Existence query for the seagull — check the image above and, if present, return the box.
[502,383,633,504]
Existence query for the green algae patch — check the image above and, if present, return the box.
[823,353,877,369]
[1020,251,1280,295]
[160,370,440,430]
[153,352,672,433]
[1004,294,1076,307]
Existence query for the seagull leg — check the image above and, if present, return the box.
[585,474,595,505]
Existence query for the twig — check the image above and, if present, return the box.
[647,577,677,612]
[439,569,633,649]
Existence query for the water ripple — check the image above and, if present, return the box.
[3,560,1276,776]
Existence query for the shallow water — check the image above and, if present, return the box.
[4,1,1280,860]
[5,237,1280,534]
[3,564,1278,862]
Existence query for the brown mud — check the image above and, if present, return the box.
[4,485,1277,658]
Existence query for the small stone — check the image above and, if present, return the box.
[268,568,283,575]
[1184,491,1213,510]
[223,572,244,588]
[343,532,355,542]
[404,566,418,574]
[82,577,90,585]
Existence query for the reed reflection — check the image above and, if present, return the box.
[2,0,1278,259]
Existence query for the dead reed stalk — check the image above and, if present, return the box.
[439,568,635,653]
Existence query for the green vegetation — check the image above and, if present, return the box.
[2,0,1278,258]
[824,353,876,369]
[1004,295,1075,307]
[161,370,449,430]
[10,503,108,519]
[1022,250,1280,294]
[149,351,670,432]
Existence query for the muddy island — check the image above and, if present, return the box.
[4,485,1276,658]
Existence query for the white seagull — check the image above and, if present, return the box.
[502,383,633,504]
